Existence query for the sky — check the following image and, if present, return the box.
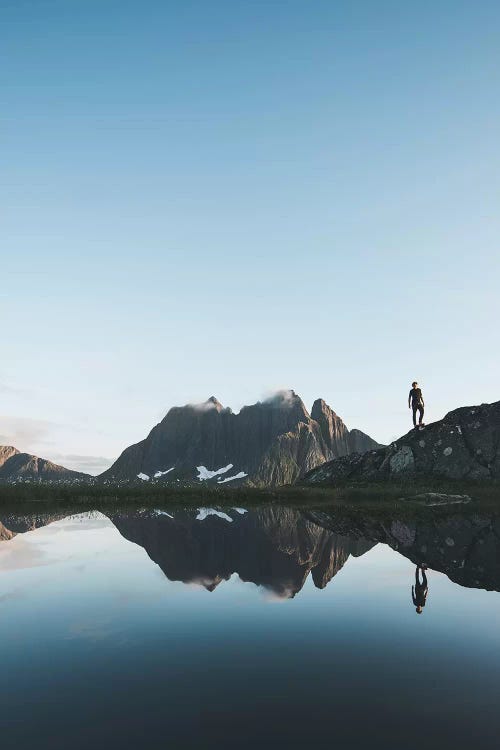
[2,0,499,474]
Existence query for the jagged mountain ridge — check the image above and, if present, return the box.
[0,445,87,481]
[101,391,382,486]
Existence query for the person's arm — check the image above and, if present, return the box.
[412,586,417,605]
[408,391,412,408]
[421,391,425,407]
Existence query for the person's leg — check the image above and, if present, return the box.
[415,566,420,585]
[418,405,424,425]
[421,570,427,588]
[412,406,417,426]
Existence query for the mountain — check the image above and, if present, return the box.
[0,446,88,481]
[101,390,382,486]
[303,399,500,484]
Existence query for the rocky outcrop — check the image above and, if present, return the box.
[101,391,381,486]
[303,400,500,484]
[0,445,88,481]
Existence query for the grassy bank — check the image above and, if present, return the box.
[0,478,498,512]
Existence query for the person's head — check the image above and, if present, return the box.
[416,606,423,614]
[412,381,418,388]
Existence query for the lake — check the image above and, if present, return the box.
[1,504,500,749]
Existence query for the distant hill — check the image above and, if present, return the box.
[0,446,88,481]
[101,390,382,487]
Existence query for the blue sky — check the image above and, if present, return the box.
[2,0,499,473]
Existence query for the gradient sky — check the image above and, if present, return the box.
[2,0,499,473]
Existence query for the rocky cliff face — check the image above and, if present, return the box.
[0,445,88,481]
[303,400,500,484]
[101,391,381,486]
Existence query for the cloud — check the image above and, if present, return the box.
[262,389,298,407]
[0,415,54,448]
[50,453,113,475]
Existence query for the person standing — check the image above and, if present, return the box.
[408,381,425,428]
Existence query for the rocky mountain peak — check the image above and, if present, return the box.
[102,390,381,486]
[0,446,20,469]
[311,398,338,419]
[205,396,224,412]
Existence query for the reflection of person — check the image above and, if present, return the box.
[412,565,428,614]
[408,381,425,428]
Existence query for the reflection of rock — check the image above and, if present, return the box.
[400,493,471,506]
[0,508,93,541]
[0,521,16,541]
[304,399,500,483]
[306,510,500,591]
[108,507,374,598]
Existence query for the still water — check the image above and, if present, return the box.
[1,505,500,749]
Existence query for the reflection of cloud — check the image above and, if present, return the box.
[66,617,115,642]
[262,582,300,601]
[0,537,55,571]
[0,589,26,603]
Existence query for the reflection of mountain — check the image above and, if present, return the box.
[306,510,500,592]
[0,511,77,537]
[2,505,499,595]
[108,507,374,597]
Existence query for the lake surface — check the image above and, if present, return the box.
[1,504,500,749]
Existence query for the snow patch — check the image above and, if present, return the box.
[137,473,150,481]
[218,472,248,484]
[196,508,233,522]
[232,507,248,514]
[443,447,453,456]
[154,510,174,518]
[154,467,175,478]
[196,464,233,481]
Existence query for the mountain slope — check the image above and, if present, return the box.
[303,400,500,484]
[0,446,88,481]
[101,391,382,486]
